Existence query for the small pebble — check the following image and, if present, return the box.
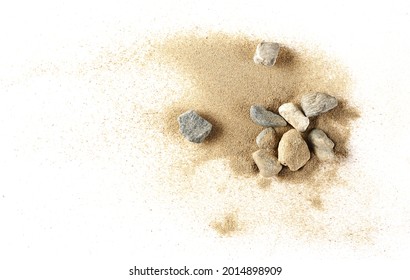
[278,129,311,171]
[253,41,280,67]
[300,93,338,117]
[177,110,212,143]
[308,129,335,161]
[252,149,282,177]
[278,102,309,132]
[256,127,278,150]
[250,105,287,127]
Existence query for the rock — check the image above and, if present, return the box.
[308,129,335,161]
[253,41,280,67]
[278,102,310,132]
[250,105,287,127]
[278,129,311,171]
[300,93,338,117]
[256,127,278,150]
[177,110,212,143]
[252,149,282,177]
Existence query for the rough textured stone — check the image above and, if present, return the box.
[253,41,280,67]
[300,93,338,117]
[278,129,311,171]
[177,110,212,143]
[256,127,278,150]
[250,105,287,127]
[252,149,282,177]
[308,129,335,161]
[278,102,309,132]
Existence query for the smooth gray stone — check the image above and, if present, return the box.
[308,129,335,161]
[178,110,212,143]
[253,41,280,66]
[252,149,282,177]
[250,105,287,127]
[301,93,338,117]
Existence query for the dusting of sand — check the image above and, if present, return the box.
[211,213,240,237]
[105,31,373,245]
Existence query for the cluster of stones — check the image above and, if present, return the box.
[176,41,339,178]
[251,92,337,177]
[251,42,338,177]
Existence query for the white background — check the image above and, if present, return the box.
[1,0,410,279]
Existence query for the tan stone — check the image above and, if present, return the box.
[256,127,278,150]
[252,149,282,177]
[278,129,311,171]
[278,102,309,132]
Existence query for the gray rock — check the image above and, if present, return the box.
[278,129,311,171]
[308,129,335,161]
[252,149,282,177]
[250,105,287,127]
[300,93,338,117]
[256,127,278,150]
[177,110,212,143]
[278,102,309,132]
[253,41,280,67]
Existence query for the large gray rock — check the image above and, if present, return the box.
[250,105,287,127]
[253,41,280,67]
[308,129,335,161]
[300,93,338,117]
[178,110,212,143]
[278,102,309,132]
[256,127,278,150]
[278,129,311,171]
[252,149,282,177]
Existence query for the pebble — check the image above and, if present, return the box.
[278,102,309,132]
[252,149,282,177]
[278,129,311,171]
[177,110,212,143]
[256,128,278,150]
[250,105,287,127]
[300,93,338,117]
[253,41,280,67]
[308,129,335,161]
